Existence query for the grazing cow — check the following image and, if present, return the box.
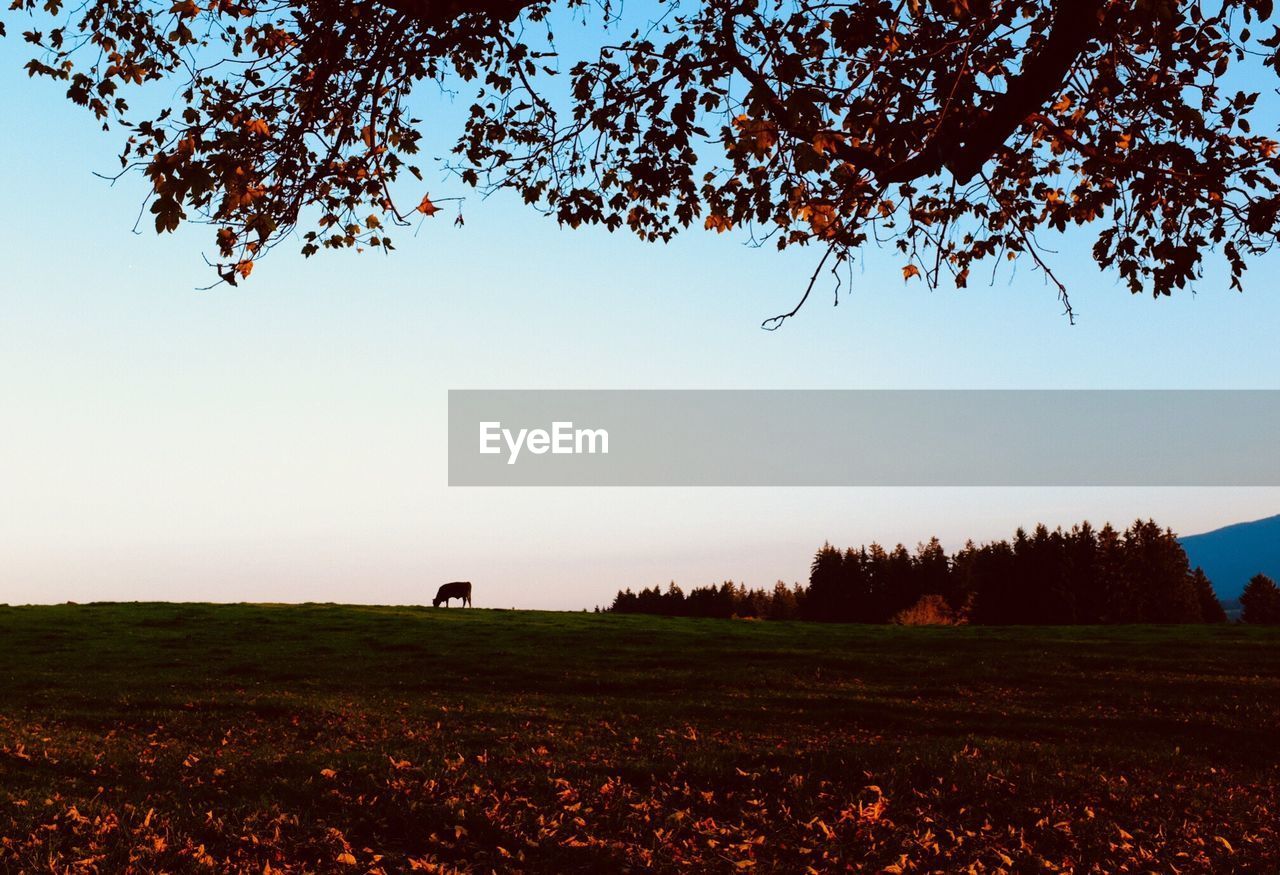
[433,581,472,608]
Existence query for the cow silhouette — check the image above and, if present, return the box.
[433,581,472,608]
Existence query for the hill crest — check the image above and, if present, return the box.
[1181,514,1280,601]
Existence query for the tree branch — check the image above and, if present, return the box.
[946,0,1107,182]
[370,0,535,29]
[830,0,1108,185]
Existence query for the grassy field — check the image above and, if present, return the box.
[0,604,1277,872]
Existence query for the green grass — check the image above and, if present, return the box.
[1,603,1277,871]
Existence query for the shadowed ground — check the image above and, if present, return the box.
[0,603,1277,871]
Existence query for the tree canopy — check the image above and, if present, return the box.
[8,0,1280,321]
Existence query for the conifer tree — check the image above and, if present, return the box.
[1190,568,1227,624]
[1241,574,1280,625]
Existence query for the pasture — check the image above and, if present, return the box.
[0,604,1277,871]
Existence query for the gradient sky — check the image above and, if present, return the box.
[3,20,1280,609]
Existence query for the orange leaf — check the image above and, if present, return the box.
[235,260,253,279]
[417,195,440,217]
[902,264,921,280]
[798,203,837,237]
[732,115,778,156]
[812,130,845,155]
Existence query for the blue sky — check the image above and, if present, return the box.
[2,22,1279,608]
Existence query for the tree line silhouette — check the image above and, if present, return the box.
[608,519,1234,624]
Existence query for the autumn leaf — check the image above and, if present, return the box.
[235,260,253,279]
[704,214,733,233]
[812,130,845,155]
[151,195,184,234]
[732,115,778,157]
[902,264,921,280]
[416,195,440,217]
[244,118,270,137]
[797,203,838,238]
[336,851,357,865]
[216,227,236,257]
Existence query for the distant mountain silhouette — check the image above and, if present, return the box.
[1181,514,1280,602]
